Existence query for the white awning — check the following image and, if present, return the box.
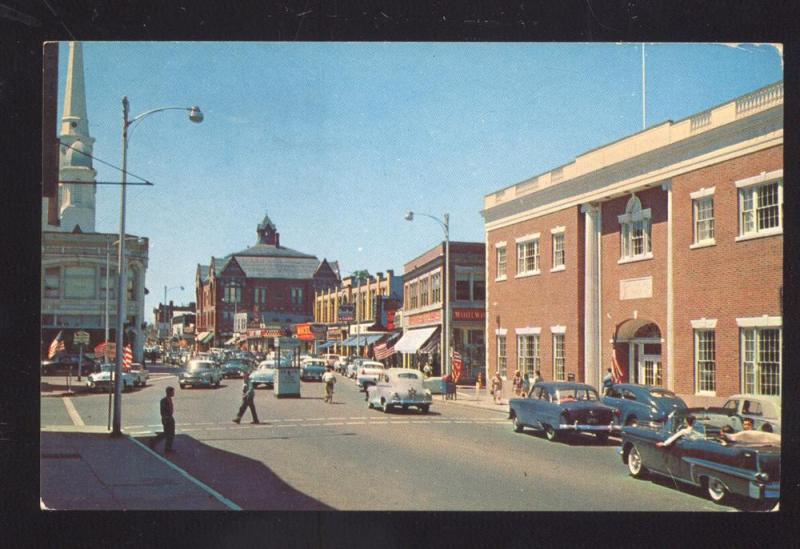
[224,336,239,345]
[394,327,439,354]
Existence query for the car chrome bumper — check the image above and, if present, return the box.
[558,423,613,432]
[390,398,432,406]
[749,481,780,500]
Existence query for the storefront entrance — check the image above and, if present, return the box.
[614,320,662,386]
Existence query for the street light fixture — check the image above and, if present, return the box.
[404,211,450,377]
[113,97,203,437]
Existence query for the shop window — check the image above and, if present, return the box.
[497,335,507,377]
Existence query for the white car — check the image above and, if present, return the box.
[129,363,150,387]
[367,368,433,413]
[722,394,781,434]
[356,360,386,391]
[87,364,136,392]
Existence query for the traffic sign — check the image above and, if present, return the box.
[74,331,90,345]
[277,337,300,348]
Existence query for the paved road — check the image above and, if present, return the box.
[41,372,741,511]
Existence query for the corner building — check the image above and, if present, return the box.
[482,82,783,404]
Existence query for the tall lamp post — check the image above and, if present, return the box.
[112,97,203,437]
[162,285,185,340]
[404,211,450,377]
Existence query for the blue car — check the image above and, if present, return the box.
[508,381,616,442]
[602,383,687,430]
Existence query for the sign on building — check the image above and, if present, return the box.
[338,303,355,322]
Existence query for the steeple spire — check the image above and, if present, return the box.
[61,41,90,138]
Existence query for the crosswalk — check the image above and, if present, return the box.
[124,416,509,436]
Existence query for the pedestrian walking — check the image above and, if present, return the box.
[233,372,260,424]
[522,373,531,396]
[422,362,433,378]
[602,368,613,395]
[491,371,503,404]
[532,370,543,384]
[512,371,523,397]
[475,372,484,401]
[149,386,176,453]
[322,365,337,403]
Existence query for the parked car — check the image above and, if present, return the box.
[602,383,687,430]
[508,381,616,442]
[322,353,341,369]
[356,360,386,391]
[128,363,150,387]
[347,358,364,379]
[221,359,253,379]
[366,368,433,413]
[250,362,277,388]
[722,394,781,434]
[300,359,327,381]
[178,360,222,389]
[620,409,780,506]
[87,364,136,392]
[41,354,97,376]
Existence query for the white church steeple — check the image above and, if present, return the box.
[59,41,97,233]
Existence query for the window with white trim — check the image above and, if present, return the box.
[496,246,507,278]
[516,239,540,275]
[409,282,418,309]
[619,195,652,260]
[431,272,441,303]
[224,284,242,304]
[254,287,267,304]
[497,335,507,377]
[64,266,95,299]
[552,233,565,268]
[516,334,539,375]
[693,197,715,244]
[741,328,781,396]
[695,330,716,393]
[419,277,429,307]
[739,179,782,236]
[553,333,565,380]
[290,287,304,306]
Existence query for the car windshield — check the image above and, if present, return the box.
[555,388,599,402]
[225,361,246,367]
[397,372,420,380]
[188,361,213,372]
[100,364,114,372]
[649,389,678,399]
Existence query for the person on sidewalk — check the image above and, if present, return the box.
[491,371,503,404]
[149,386,176,453]
[532,370,543,385]
[522,373,531,396]
[512,371,523,397]
[422,362,433,378]
[322,365,336,403]
[233,372,260,424]
[475,372,484,401]
[602,368,613,395]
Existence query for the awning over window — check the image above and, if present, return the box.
[196,332,214,344]
[318,341,334,350]
[394,327,439,354]
[347,334,384,347]
[224,336,238,345]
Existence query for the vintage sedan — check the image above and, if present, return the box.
[366,368,433,413]
[722,394,781,434]
[300,359,327,381]
[621,409,780,506]
[508,382,615,442]
[249,359,287,388]
[221,359,252,379]
[86,364,136,392]
[128,363,150,387]
[602,383,687,430]
[178,360,222,389]
[356,361,386,391]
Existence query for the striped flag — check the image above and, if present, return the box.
[122,344,133,371]
[452,350,464,382]
[374,341,395,360]
[611,348,624,383]
[48,331,65,359]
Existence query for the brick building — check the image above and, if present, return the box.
[194,213,340,348]
[482,82,783,403]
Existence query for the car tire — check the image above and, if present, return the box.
[627,445,647,478]
[513,415,524,433]
[420,405,430,414]
[544,425,557,441]
[367,400,373,409]
[595,432,610,443]
[761,423,774,433]
[179,383,185,389]
[215,379,221,388]
[382,400,391,413]
[706,476,729,504]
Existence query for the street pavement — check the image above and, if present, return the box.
[41,368,749,511]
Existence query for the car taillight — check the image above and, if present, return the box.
[613,408,621,417]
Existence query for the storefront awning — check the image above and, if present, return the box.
[224,336,238,345]
[196,332,214,344]
[318,341,334,350]
[347,334,384,346]
[394,327,439,354]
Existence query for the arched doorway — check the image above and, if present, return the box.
[614,319,663,386]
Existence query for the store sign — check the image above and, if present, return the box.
[338,304,355,322]
[327,327,343,339]
[408,309,442,327]
[372,297,401,331]
[295,323,326,341]
[453,309,486,321]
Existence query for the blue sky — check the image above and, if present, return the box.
[57,42,783,318]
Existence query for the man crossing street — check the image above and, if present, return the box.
[233,372,260,424]
[149,386,176,454]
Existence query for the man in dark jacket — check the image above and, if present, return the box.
[149,386,176,453]
[233,372,260,424]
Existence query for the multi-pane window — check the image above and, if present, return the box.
[290,287,303,306]
[409,282,418,309]
[553,334,565,380]
[456,272,471,300]
[620,195,652,260]
[497,336,507,377]
[695,330,716,393]
[472,277,485,301]
[552,233,565,268]
[224,285,242,304]
[127,270,137,301]
[64,266,95,299]
[254,287,267,304]
[693,197,715,244]
[516,334,539,375]
[741,328,781,396]
[455,271,485,301]
[431,272,441,303]
[44,267,60,298]
[740,180,782,236]
[516,239,540,275]
[420,278,429,307]
[496,246,507,278]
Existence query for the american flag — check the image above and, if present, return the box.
[452,350,464,382]
[611,348,624,383]
[374,341,395,360]
[48,331,65,359]
[122,344,133,371]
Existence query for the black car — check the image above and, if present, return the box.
[222,360,252,379]
[41,354,97,375]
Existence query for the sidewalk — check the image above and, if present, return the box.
[439,386,511,414]
[41,375,91,398]
[40,426,236,510]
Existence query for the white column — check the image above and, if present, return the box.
[662,181,674,391]
[582,203,601,387]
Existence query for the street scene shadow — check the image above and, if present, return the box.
[140,434,334,510]
[633,474,765,511]
[520,429,620,447]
